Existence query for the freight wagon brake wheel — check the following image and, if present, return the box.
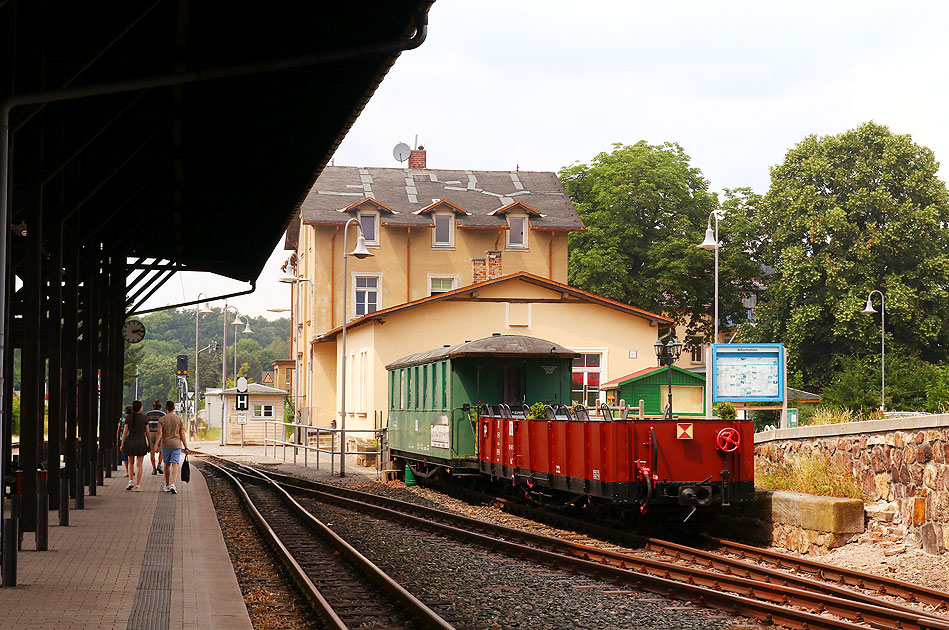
[716,427,740,453]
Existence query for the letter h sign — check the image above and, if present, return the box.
[236,393,248,411]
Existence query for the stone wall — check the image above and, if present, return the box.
[754,415,949,554]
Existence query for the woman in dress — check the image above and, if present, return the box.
[121,400,151,491]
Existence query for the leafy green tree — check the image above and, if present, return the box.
[822,353,936,412]
[560,141,757,341]
[749,122,949,387]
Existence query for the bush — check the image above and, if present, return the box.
[714,401,736,420]
[807,405,858,425]
[528,402,547,419]
[755,451,863,498]
[823,352,937,412]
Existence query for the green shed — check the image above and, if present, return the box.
[601,366,706,417]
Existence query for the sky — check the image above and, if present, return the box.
[138,0,949,320]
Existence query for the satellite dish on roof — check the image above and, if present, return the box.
[393,142,411,164]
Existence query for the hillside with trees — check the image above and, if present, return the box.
[122,308,290,408]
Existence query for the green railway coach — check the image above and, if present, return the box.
[386,334,577,472]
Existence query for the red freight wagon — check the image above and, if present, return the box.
[478,407,754,513]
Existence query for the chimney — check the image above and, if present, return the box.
[409,146,426,169]
[486,250,502,279]
[472,257,487,284]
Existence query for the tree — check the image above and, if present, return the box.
[749,122,949,387]
[560,142,756,342]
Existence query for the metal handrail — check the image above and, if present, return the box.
[264,421,384,477]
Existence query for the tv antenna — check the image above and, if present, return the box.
[393,142,411,164]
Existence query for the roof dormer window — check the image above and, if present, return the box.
[432,213,454,248]
[507,214,528,249]
[358,211,379,246]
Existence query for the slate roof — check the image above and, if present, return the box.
[288,165,583,247]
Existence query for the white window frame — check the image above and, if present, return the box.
[690,337,705,365]
[432,212,454,248]
[252,402,275,420]
[507,214,528,249]
[352,272,382,318]
[569,348,608,407]
[358,211,379,246]
[427,273,460,296]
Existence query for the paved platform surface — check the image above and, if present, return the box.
[0,461,251,630]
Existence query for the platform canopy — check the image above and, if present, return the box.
[2,0,433,284]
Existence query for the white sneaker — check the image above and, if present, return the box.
[126,480,134,491]
[163,485,169,492]
[133,485,143,492]
[168,485,177,494]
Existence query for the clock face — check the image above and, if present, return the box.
[122,319,146,343]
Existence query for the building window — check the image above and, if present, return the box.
[507,215,528,249]
[354,275,380,316]
[358,212,378,246]
[690,337,704,364]
[252,402,275,419]
[428,275,457,296]
[433,213,453,247]
[571,353,601,408]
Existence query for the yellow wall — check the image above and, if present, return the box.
[292,205,571,422]
[309,278,662,430]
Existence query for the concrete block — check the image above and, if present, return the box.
[799,494,865,534]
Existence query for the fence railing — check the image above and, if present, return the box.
[263,421,385,477]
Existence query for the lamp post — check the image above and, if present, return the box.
[221,304,240,444]
[697,210,721,343]
[339,217,373,477]
[861,290,885,412]
[192,294,212,436]
[231,311,253,380]
[654,334,683,420]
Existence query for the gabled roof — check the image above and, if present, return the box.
[314,271,673,343]
[216,383,288,395]
[289,166,584,247]
[601,365,705,389]
[338,197,397,214]
[412,199,470,216]
[386,335,578,370]
[487,201,544,217]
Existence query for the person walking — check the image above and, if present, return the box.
[120,401,150,491]
[155,400,189,494]
[116,405,132,481]
[145,399,165,475]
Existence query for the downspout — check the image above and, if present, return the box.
[548,230,553,279]
[406,227,411,303]
[331,225,338,328]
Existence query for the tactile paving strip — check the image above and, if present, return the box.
[126,492,176,630]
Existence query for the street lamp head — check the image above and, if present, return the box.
[198,301,212,314]
[668,337,683,361]
[654,338,665,360]
[861,295,877,314]
[243,321,253,334]
[350,233,373,259]
[697,223,717,250]
[231,313,243,326]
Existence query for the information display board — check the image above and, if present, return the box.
[711,343,784,403]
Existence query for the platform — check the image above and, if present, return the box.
[0,461,251,630]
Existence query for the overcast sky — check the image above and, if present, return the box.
[139,0,949,320]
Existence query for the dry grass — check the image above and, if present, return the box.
[755,451,863,498]
[807,406,859,425]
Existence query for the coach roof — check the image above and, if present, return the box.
[385,334,579,371]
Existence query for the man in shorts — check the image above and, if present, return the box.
[145,399,164,475]
[155,400,189,494]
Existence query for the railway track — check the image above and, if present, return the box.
[203,460,457,630]
[201,454,949,630]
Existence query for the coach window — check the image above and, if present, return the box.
[400,370,406,410]
[422,365,429,410]
[414,366,420,410]
[571,353,602,408]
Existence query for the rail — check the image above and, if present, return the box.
[263,421,385,477]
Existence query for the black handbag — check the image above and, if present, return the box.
[180,454,191,483]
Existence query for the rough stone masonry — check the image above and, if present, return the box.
[754,419,949,555]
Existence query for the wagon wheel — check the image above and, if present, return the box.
[716,427,741,453]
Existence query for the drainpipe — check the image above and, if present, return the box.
[406,227,411,303]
